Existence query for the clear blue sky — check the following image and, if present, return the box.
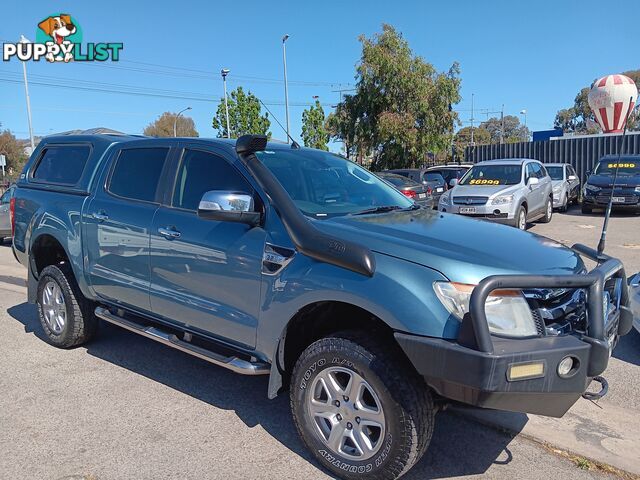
[1,0,636,150]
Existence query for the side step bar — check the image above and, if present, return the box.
[95,307,269,375]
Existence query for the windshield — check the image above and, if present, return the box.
[594,159,640,177]
[459,164,522,186]
[546,166,564,181]
[424,173,445,183]
[257,149,413,217]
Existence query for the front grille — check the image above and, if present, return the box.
[453,196,488,205]
[524,288,587,335]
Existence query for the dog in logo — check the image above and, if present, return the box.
[38,14,76,62]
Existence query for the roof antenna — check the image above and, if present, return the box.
[258,98,300,149]
[596,96,637,260]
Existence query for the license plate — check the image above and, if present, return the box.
[459,207,476,214]
[436,187,444,193]
[418,193,426,199]
[612,197,626,203]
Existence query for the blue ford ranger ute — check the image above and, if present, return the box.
[12,133,634,480]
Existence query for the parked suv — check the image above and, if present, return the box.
[546,163,580,212]
[439,159,554,230]
[0,184,16,242]
[582,155,640,214]
[11,134,633,480]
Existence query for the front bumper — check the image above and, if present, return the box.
[583,194,640,210]
[396,244,634,417]
[439,202,515,222]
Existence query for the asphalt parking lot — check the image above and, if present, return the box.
[0,206,638,480]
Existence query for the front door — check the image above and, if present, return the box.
[525,163,544,215]
[149,147,264,348]
[84,146,171,312]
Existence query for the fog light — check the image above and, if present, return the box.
[507,361,545,381]
[557,356,578,378]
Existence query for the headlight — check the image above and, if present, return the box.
[584,184,601,193]
[439,191,451,205]
[433,282,538,338]
[491,194,514,205]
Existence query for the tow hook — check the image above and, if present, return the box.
[582,376,609,401]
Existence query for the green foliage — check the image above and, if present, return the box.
[143,112,199,137]
[301,100,329,150]
[454,126,491,153]
[554,69,640,133]
[212,86,271,139]
[0,127,28,181]
[327,24,461,169]
[479,115,529,143]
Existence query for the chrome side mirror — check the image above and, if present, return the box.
[528,177,540,186]
[568,175,577,181]
[197,191,260,226]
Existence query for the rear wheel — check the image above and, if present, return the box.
[290,333,435,480]
[36,263,98,348]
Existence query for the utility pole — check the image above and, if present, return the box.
[282,34,291,143]
[221,68,231,138]
[520,109,528,141]
[470,93,475,147]
[500,104,505,145]
[20,35,35,153]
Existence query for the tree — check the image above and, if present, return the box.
[301,100,329,150]
[0,127,28,181]
[554,69,640,133]
[453,126,491,153]
[479,115,530,143]
[327,24,461,169]
[212,86,271,139]
[143,112,198,137]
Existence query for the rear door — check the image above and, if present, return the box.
[148,145,265,348]
[84,144,172,312]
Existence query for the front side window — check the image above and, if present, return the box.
[0,190,10,204]
[108,148,169,203]
[459,164,523,186]
[257,149,412,217]
[32,145,91,185]
[172,149,253,211]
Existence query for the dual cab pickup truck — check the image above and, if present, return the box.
[11,132,634,480]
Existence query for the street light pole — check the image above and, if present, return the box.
[520,109,528,141]
[19,35,35,152]
[282,34,291,143]
[221,68,231,138]
[173,106,191,137]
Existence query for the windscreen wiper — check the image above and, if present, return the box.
[352,205,408,216]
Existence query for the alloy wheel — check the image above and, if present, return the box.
[518,209,526,230]
[41,280,66,334]
[307,367,386,461]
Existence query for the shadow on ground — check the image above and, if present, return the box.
[7,302,525,479]
[613,328,640,367]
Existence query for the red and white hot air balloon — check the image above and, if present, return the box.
[588,74,638,133]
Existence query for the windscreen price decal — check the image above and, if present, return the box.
[607,163,636,168]
[469,179,500,185]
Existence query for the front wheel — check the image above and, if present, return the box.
[290,334,435,480]
[540,197,553,223]
[559,194,569,213]
[514,205,527,230]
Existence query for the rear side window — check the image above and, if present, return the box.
[32,145,91,185]
[172,149,252,211]
[108,148,168,203]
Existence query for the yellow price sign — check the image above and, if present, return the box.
[469,179,500,185]
[607,163,636,168]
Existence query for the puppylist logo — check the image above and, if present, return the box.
[3,13,123,62]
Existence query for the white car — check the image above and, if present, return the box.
[630,273,640,333]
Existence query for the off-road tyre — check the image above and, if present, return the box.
[290,332,435,480]
[36,263,98,348]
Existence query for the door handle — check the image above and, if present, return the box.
[92,211,109,222]
[158,227,181,239]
